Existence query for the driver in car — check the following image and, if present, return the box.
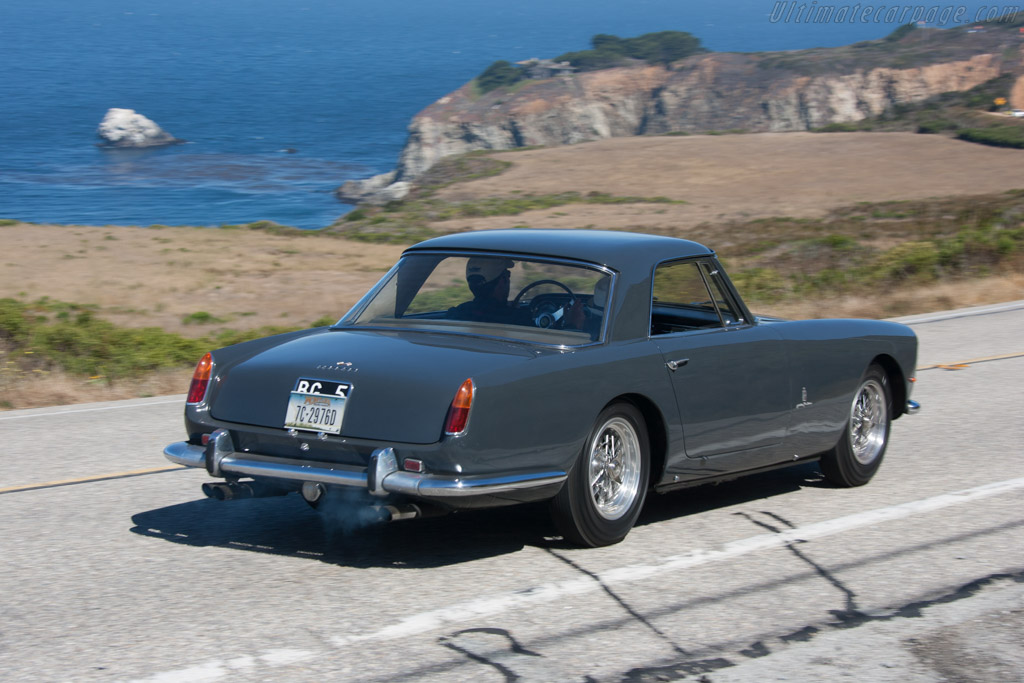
[448,257,531,325]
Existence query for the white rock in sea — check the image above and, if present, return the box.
[97,108,181,148]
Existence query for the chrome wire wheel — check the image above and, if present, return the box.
[587,417,643,521]
[848,378,888,465]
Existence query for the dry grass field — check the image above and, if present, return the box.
[0,225,403,335]
[2,131,1023,407]
[428,132,1024,232]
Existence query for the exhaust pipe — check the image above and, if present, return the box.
[202,481,288,501]
[372,503,447,522]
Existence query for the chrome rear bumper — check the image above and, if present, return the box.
[163,431,566,499]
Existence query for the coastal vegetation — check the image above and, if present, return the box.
[474,30,708,94]
[332,191,683,243]
[722,190,1024,309]
[755,16,1021,74]
[553,31,707,71]
[0,296,334,385]
[476,60,528,94]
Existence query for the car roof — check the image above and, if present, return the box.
[405,229,713,271]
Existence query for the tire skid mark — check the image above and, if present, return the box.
[438,627,582,683]
[621,569,1024,682]
[547,548,691,657]
[736,511,859,614]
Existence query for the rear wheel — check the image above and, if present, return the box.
[552,402,649,547]
[820,364,891,487]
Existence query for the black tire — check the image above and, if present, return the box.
[820,364,891,487]
[551,402,650,547]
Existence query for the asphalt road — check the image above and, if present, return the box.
[1,301,1022,682]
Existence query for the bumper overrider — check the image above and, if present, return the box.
[164,429,567,501]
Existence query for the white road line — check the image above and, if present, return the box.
[0,396,183,421]
[331,476,1024,646]
[894,300,1024,325]
[136,475,1024,682]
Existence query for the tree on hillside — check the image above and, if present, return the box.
[553,49,625,71]
[556,30,707,71]
[623,31,706,64]
[884,23,917,42]
[591,34,626,53]
[477,60,527,93]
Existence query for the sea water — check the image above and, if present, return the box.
[0,0,1009,228]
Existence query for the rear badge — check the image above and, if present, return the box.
[284,378,351,434]
[795,386,813,409]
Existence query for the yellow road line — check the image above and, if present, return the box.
[0,465,184,494]
[918,352,1024,371]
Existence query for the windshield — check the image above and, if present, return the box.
[343,253,612,346]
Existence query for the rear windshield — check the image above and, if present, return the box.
[342,253,611,346]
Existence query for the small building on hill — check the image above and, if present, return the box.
[516,58,577,79]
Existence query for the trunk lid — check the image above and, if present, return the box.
[211,328,536,444]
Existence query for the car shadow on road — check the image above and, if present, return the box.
[130,493,554,568]
[130,463,827,567]
[636,462,826,528]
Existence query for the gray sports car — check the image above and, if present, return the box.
[164,229,919,546]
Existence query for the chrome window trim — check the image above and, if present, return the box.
[334,250,617,349]
[647,255,755,340]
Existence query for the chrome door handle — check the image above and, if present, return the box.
[666,358,689,371]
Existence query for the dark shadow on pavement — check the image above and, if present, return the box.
[637,462,825,528]
[131,463,826,564]
[130,493,553,568]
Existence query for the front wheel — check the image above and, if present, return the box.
[820,364,891,487]
[551,402,650,547]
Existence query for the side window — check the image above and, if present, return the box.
[698,262,742,324]
[650,261,721,335]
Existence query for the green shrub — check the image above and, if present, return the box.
[476,60,528,94]
[182,311,223,325]
[876,241,941,282]
[916,120,956,135]
[555,30,706,71]
[884,23,917,42]
[0,298,345,380]
[730,268,789,302]
[816,122,854,133]
[956,127,1024,149]
[552,49,625,71]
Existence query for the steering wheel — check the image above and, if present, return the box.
[512,279,576,328]
[512,279,576,307]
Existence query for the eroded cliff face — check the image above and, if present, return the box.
[338,50,1007,204]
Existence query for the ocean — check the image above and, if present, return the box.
[0,0,1010,229]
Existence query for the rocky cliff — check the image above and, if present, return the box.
[338,26,1023,204]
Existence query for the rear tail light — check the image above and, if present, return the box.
[444,378,474,436]
[186,352,214,404]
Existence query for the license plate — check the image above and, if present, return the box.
[284,378,350,434]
